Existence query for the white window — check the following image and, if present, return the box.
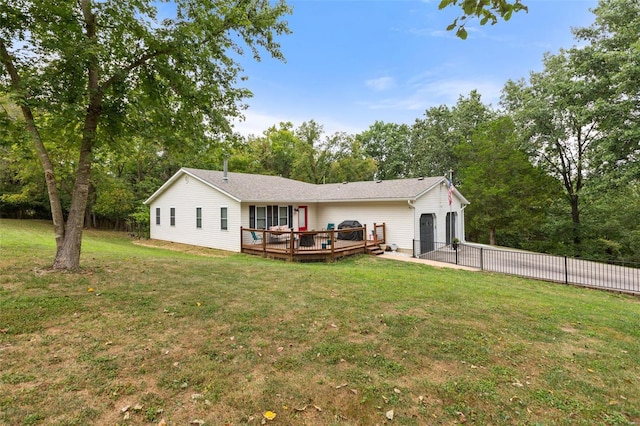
[221,207,228,230]
[170,207,176,226]
[155,208,160,225]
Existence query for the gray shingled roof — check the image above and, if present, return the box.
[176,168,448,203]
[183,168,317,202]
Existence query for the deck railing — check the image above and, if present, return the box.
[241,223,385,261]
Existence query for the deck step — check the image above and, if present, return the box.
[367,245,385,256]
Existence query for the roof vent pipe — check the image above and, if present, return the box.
[223,158,228,182]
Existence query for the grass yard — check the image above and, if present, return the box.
[1,219,639,425]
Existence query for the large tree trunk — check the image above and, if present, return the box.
[570,193,581,252]
[489,227,497,245]
[50,0,103,270]
[52,139,95,269]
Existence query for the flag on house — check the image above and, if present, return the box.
[448,179,454,206]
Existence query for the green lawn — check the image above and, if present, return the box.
[1,219,639,425]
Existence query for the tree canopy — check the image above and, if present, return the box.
[0,0,291,269]
[2,0,639,265]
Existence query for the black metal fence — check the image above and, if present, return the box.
[413,241,640,295]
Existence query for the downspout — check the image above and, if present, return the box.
[408,199,416,256]
[460,203,468,243]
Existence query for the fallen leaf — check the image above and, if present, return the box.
[87,287,94,292]
[190,420,205,425]
[313,405,322,412]
[386,409,394,420]
[350,389,358,395]
[457,411,467,423]
[263,411,276,421]
[587,368,594,373]
[133,404,143,411]
[123,412,130,420]
[294,405,307,412]
[336,383,348,389]
[121,405,131,413]
[196,302,202,307]
[158,420,167,426]
[393,388,401,394]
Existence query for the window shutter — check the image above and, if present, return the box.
[249,205,255,228]
[288,205,293,228]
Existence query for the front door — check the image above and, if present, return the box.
[419,214,434,254]
[298,206,308,231]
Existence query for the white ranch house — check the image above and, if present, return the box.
[144,167,469,257]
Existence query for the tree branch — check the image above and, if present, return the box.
[0,38,66,244]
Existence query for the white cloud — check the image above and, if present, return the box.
[365,76,396,91]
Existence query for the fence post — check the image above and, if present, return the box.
[455,246,459,265]
[480,247,483,271]
[564,256,568,284]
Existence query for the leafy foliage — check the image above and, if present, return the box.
[456,117,559,246]
[439,0,528,39]
[0,0,292,268]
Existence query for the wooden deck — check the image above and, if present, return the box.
[241,224,386,261]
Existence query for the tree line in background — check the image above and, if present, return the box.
[1,0,638,265]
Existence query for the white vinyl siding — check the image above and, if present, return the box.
[316,201,413,251]
[148,176,241,251]
[412,182,464,244]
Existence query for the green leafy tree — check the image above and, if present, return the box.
[410,90,494,178]
[357,121,411,180]
[324,132,377,183]
[456,117,558,246]
[242,122,298,177]
[291,120,330,184]
[501,49,606,253]
[571,0,640,184]
[0,0,291,270]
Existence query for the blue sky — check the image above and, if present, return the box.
[229,0,599,137]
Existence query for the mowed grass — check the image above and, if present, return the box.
[1,219,639,425]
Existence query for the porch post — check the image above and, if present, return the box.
[363,224,367,254]
[289,229,294,261]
